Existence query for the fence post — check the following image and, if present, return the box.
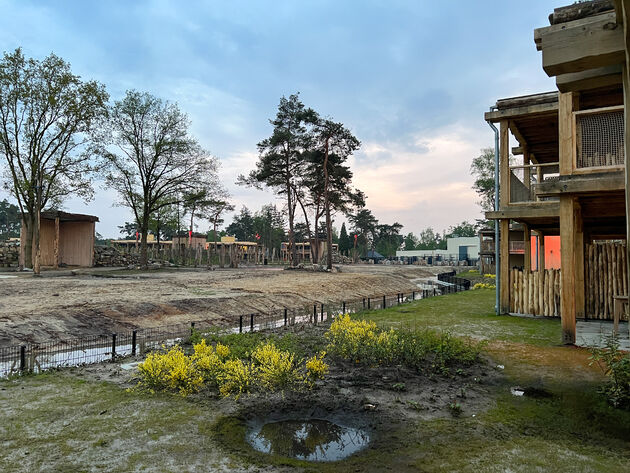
[342,301,346,314]
[132,330,137,356]
[20,345,26,372]
[412,290,415,301]
[239,315,243,333]
[190,321,195,335]
[284,308,288,327]
[250,314,254,332]
[313,304,317,325]
[368,297,371,309]
[321,304,324,322]
[363,298,366,309]
[111,333,117,362]
[383,295,386,308]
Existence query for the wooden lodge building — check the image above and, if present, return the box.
[20,210,98,268]
[485,0,630,344]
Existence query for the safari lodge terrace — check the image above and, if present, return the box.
[485,0,630,345]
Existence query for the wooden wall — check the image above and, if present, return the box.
[510,269,561,316]
[585,241,627,320]
[59,221,95,267]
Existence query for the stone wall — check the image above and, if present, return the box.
[0,242,20,268]
[94,245,141,267]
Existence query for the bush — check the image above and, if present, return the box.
[305,352,329,381]
[473,282,496,290]
[137,346,203,396]
[325,314,481,374]
[251,343,303,391]
[590,335,630,409]
[136,337,329,398]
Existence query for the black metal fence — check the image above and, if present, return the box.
[437,270,471,291]
[0,280,470,377]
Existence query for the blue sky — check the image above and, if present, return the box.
[0,0,558,238]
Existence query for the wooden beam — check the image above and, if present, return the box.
[500,219,510,314]
[574,202,585,320]
[486,202,560,220]
[484,103,558,122]
[538,12,624,77]
[556,64,622,92]
[558,92,577,175]
[622,0,630,303]
[560,196,577,344]
[523,224,531,272]
[538,231,546,272]
[523,147,531,190]
[509,121,528,148]
[535,171,625,195]
[500,121,510,207]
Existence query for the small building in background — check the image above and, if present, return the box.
[396,236,480,265]
[20,210,99,268]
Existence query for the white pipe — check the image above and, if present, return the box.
[486,118,500,315]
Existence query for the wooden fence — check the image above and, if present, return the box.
[585,241,627,320]
[510,268,561,316]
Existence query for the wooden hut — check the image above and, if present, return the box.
[20,210,99,268]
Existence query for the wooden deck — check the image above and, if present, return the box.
[575,319,630,350]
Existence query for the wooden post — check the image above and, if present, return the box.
[574,202,585,320]
[537,231,546,272]
[500,121,510,206]
[560,196,577,344]
[500,219,510,314]
[54,217,60,269]
[523,224,531,273]
[558,92,577,175]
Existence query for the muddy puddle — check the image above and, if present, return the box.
[247,418,370,462]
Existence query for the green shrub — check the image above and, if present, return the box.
[326,315,482,374]
[590,335,630,409]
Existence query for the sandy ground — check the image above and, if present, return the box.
[0,264,451,347]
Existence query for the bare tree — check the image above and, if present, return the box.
[0,48,108,273]
[102,90,218,268]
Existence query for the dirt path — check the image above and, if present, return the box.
[0,265,451,347]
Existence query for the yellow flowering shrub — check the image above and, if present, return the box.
[137,346,203,396]
[217,359,255,399]
[483,274,496,279]
[191,340,224,384]
[473,282,496,290]
[305,352,329,380]
[251,343,302,390]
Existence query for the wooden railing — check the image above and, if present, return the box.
[574,106,624,173]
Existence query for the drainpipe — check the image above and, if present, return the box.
[487,113,500,315]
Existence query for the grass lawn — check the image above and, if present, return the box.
[1,289,629,472]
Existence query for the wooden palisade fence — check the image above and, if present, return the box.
[510,268,561,316]
[585,241,627,320]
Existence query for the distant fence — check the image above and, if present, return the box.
[0,281,470,377]
[437,270,471,290]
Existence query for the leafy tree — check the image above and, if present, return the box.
[338,222,351,255]
[403,232,417,251]
[349,208,378,257]
[149,202,179,244]
[0,199,20,239]
[445,221,478,238]
[226,206,255,241]
[118,221,138,239]
[207,190,234,256]
[306,118,363,269]
[471,148,496,212]
[0,48,108,272]
[239,94,318,265]
[417,227,443,250]
[375,222,403,258]
[102,90,218,268]
[253,204,286,253]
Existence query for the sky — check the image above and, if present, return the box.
[0,0,559,238]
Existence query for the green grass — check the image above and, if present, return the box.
[357,288,562,346]
[2,289,629,472]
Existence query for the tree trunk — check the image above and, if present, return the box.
[140,210,149,268]
[324,138,333,270]
[287,177,298,266]
[33,196,41,275]
[296,195,313,262]
[22,214,34,270]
